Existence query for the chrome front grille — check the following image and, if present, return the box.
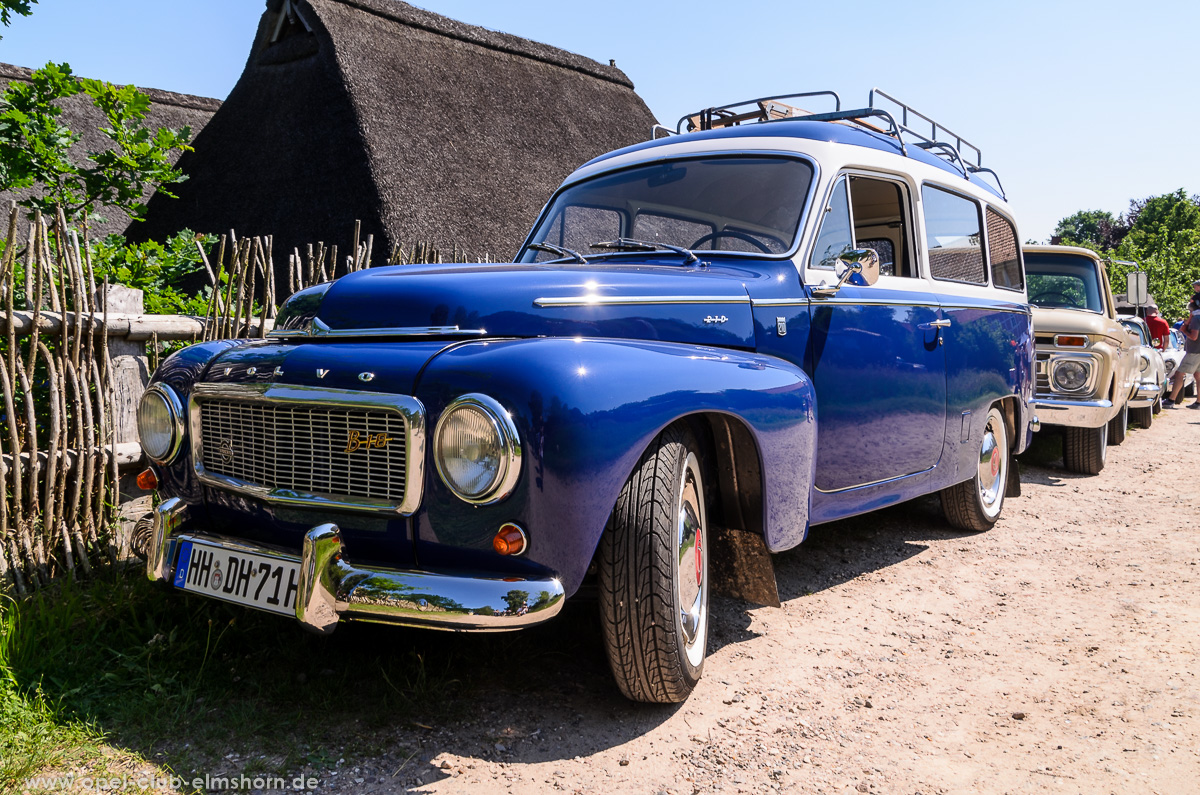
[190,384,425,515]
[1036,351,1051,394]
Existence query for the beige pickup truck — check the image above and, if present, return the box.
[1024,245,1138,474]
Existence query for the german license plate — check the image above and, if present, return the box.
[173,540,300,617]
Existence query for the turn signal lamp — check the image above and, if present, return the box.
[493,523,527,556]
[1054,335,1088,348]
[136,467,159,491]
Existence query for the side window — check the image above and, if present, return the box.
[849,176,911,277]
[923,185,986,284]
[986,208,1023,290]
[809,177,852,269]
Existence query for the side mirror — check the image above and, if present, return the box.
[811,248,881,297]
[1126,271,1148,306]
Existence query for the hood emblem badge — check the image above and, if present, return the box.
[703,315,728,325]
[358,372,376,382]
[344,430,393,454]
[316,369,329,379]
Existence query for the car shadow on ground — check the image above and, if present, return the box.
[16,492,993,785]
[366,495,980,781]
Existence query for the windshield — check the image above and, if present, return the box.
[1024,253,1105,313]
[520,156,814,263]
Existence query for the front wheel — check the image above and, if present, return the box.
[1107,402,1127,445]
[1063,423,1107,475]
[942,406,1009,532]
[599,424,710,703]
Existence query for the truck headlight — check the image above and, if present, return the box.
[137,383,185,463]
[434,394,521,504]
[1051,359,1090,392]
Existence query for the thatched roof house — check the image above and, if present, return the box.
[0,62,221,239]
[131,0,658,277]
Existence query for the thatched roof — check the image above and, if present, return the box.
[131,0,658,281]
[0,62,221,239]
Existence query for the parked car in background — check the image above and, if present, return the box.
[1023,245,1137,474]
[1162,328,1195,400]
[137,89,1035,703]
[1117,315,1167,426]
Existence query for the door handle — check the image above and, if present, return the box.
[918,319,951,331]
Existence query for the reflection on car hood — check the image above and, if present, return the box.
[1031,306,1125,342]
[302,261,758,349]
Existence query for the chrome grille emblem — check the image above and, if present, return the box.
[217,438,235,465]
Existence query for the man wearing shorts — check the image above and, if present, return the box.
[1166,296,1200,408]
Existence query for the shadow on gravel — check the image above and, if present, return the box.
[6,491,1006,784]
[772,494,975,604]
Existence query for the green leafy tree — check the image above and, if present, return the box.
[0,0,37,36]
[1052,209,1127,250]
[0,63,193,223]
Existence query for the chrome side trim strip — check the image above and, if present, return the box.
[189,383,426,516]
[813,464,937,495]
[750,298,810,307]
[534,294,749,307]
[807,296,941,308]
[269,318,487,338]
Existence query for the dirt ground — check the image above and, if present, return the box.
[282,405,1197,795]
[64,406,1198,795]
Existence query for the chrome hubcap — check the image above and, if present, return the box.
[976,415,1006,518]
[676,452,708,667]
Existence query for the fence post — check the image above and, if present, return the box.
[102,284,152,554]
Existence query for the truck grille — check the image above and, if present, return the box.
[199,400,408,502]
[1036,351,1051,395]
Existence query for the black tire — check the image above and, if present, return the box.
[599,424,710,703]
[1153,396,1162,415]
[1063,423,1107,475]
[1130,404,1153,428]
[942,406,1009,532]
[1107,402,1127,446]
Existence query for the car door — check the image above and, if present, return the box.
[802,173,948,492]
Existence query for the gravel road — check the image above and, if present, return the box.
[99,408,1198,795]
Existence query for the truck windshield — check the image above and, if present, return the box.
[519,156,814,262]
[1024,253,1105,313]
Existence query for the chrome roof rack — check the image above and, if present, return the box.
[663,88,1005,200]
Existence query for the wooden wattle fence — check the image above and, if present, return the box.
[1,208,463,595]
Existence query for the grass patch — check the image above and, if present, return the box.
[1,566,600,787]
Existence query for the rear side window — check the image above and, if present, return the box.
[986,208,1023,290]
[923,185,985,284]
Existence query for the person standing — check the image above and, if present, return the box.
[1166,295,1200,408]
[1145,304,1171,349]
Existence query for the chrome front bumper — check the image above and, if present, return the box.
[1030,397,1114,428]
[1127,382,1162,408]
[147,498,565,634]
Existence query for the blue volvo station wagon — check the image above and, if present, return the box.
[138,90,1035,702]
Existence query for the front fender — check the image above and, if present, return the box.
[413,337,817,595]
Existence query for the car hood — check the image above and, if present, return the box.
[280,261,758,349]
[1031,306,1127,344]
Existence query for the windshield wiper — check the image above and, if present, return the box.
[590,237,699,264]
[528,242,588,264]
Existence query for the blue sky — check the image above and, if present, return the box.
[2,0,1197,244]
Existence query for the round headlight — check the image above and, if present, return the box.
[137,383,184,463]
[1138,354,1150,374]
[1051,360,1090,392]
[433,394,521,504]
